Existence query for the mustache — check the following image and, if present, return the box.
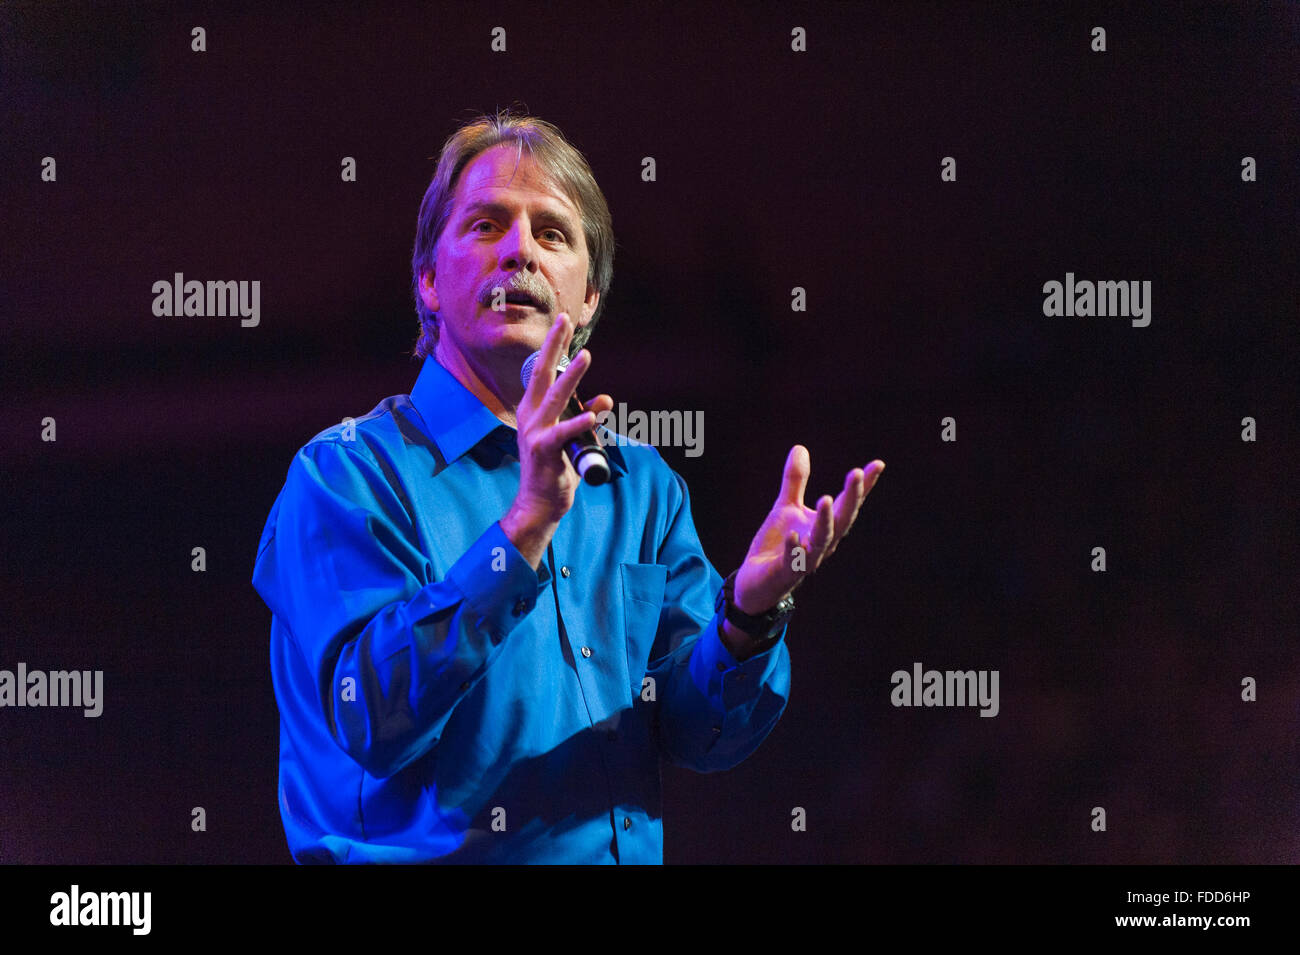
[480,275,553,311]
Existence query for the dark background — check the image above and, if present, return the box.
[2,0,1296,864]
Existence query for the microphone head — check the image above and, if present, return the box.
[574,448,612,485]
[520,350,570,389]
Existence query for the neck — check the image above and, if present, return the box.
[434,338,527,429]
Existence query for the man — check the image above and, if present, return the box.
[251,111,884,863]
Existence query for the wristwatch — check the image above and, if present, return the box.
[715,571,795,643]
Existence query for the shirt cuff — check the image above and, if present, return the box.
[442,521,552,640]
[689,611,788,709]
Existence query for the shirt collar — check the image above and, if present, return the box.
[408,357,628,476]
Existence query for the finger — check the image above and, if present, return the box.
[831,461,884,554]
[843,460,884,518]
[584,393,614,421]
[523,312,567,406]
[537,347,591,423]
[850,460,884,522]
[534,411,598,456]
[831,468,865,535]
[525,312,575,406]
[809,494,834,563]
[864,460,885,489]
[776,445,810,507]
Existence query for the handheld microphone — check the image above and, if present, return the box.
[520,350,611,486]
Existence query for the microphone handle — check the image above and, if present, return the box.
[560,394,611,485]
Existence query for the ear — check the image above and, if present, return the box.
[576,282,600,330]
[418,267,439,314]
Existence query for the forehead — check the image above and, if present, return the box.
[453,143,580,220]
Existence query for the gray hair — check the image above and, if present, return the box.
[410,110,614,358]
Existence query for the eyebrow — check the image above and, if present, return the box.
[458,200,577,233]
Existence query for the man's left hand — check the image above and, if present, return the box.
[733,445,885,616]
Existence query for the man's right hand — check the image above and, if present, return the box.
[501,312,613,569]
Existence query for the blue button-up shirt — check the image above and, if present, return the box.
[251,357,791,863]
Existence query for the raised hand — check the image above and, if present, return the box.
[733,445,884,615]
[501,312,612,568]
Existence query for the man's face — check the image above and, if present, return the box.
[419,143,598,371]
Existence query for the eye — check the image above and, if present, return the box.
[470,220,496,233]
[541,228,566,242]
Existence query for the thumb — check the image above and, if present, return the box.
[776,444,810,506]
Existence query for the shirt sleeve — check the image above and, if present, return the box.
[647,469,792,772]
[252,438,551,780]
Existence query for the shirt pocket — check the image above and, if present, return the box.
[618,562,668,697]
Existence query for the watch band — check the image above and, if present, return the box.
[716,571,794,642]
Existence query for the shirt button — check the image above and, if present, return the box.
[581,646,592,658]
[459,682,470,691]
[606,730,617,742]
[623,817,632,831]
[512,599,527,617]
[712,726,722,735]
[560,565,571,578]
[716,662,726,673]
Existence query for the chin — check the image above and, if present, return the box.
[486,320,548,355]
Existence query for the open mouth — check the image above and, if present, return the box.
[503,292,545,310]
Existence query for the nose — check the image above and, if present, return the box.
[498,218,540,274]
